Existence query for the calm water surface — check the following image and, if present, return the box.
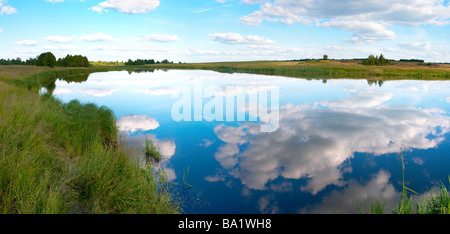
[53,70,450,214]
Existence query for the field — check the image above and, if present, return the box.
[142,60,450,80]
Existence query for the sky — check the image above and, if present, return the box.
[0,0,449,63]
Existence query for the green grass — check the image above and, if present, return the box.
[140,60,450,80]
[359,150,450,214]
[0,67,179,214]
[145,139,163,163]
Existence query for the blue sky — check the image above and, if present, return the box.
[0,0,449,62]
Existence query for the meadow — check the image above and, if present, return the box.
[141,59,450,80]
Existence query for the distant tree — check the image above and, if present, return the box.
[125,58,168,65]
[57,54,90,67]
[378,54,389,65]
[363,54,389,66]
[36,52,57,68]
[400,59,424,63]
[323,54,328,60]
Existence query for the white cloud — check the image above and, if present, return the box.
[398,42,432,51]
[210,32,275,45]
[79,88,119,97]
[117,114,160,133]
[90,6,104,13]
[14,40,38,46]
[300,170,399,214]
[0,0,17,15]
[53,88,73,95]
[44,35,74,43]
[213,94,450,192]
[318,88,393,108]
[92,0,160,14]
[133,34,180,43]
[258,195,280,214]
[242,0,268,5]
[0,28,2,33]
[320,20,396,44]
[239,0,450,45]
[240,0,450,26]
[79,33,118,42]
[122,133,176,160]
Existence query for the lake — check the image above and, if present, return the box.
[52,69,450,214]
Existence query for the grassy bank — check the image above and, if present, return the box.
[143,60,450,80]
[0,66,179,214]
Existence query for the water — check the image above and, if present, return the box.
[53,69,450,214]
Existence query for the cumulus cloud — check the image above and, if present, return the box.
[240,0,450,26]
[115,115,176,162]
[320,20,396,44]
[79,88,119,97]
[210,32,275,45]
[79,33,118,42]
[300,170,399,214]
[258,195,280,214]
[318,88,393,108]
[52,88,73,95]
[213,91,450,193]
[120,133,176,163]
[242,0,268,5]
[239,0,450,44]
[133,34,180,43]
[117,114,160,133]
[92,0,160,14]
[398,42,432,51]
[0,0,17,15]
[14,40,38,46]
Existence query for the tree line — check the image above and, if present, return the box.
[0,52,90,68]
[36,52,90,68]
[124,58,173,65]
[0,57,37,65]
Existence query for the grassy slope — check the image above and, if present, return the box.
[0,66,179,214]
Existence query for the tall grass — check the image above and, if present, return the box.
[145,139,163,163]
[359,150,450,214]
[0,70,179,214]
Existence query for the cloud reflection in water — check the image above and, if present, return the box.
[213,89,450,198]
